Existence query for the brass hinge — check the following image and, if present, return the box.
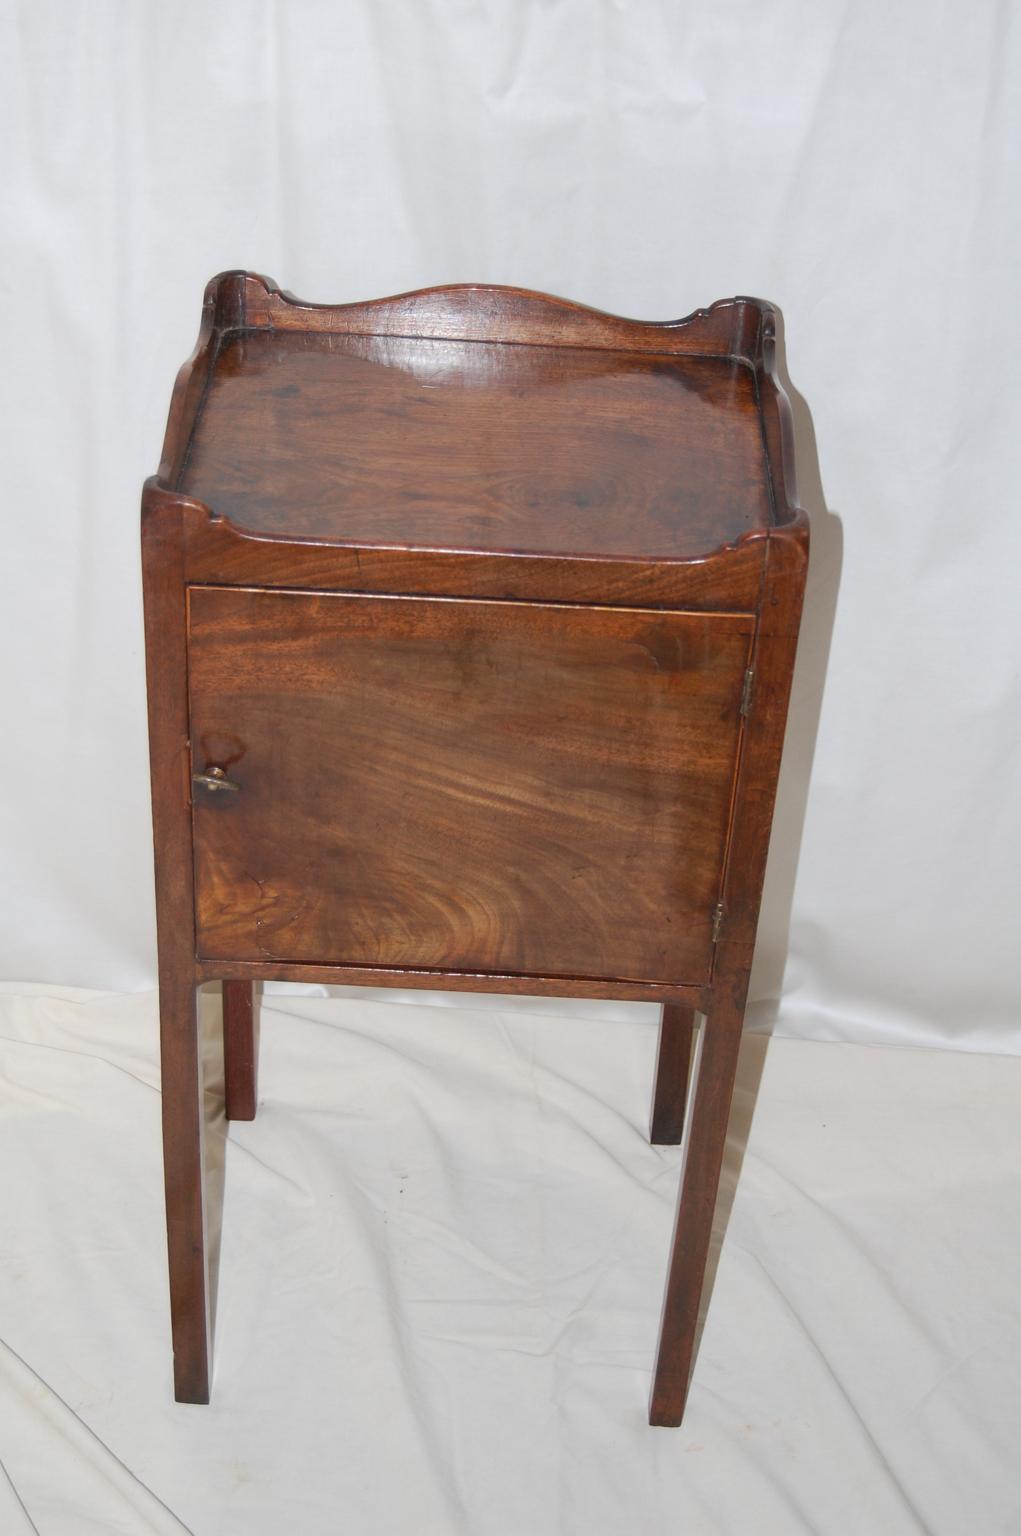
[712,902,725,944]
[739,667,755,718]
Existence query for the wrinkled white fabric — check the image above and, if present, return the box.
[0,0,1018,1051]
[0,986,1018,1534]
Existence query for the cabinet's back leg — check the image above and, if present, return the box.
[160,974,211,1404]
[650,1003,697,1145]
[649,970,748,1426]
[222,981,258,1122]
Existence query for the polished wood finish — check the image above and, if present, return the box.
[187,588,752,983]
[651,1004,698,1145]
[142,485,211,1404]
[180,330,771,559]
[199,957,707,1007]
[240,272,766,358]
[650,965,749,1425]
[222,981,258,1121]
[143,272,810,1423]
[650,397,809,1425]
[182,516,767,613]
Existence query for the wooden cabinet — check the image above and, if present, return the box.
[143,272,809,1423]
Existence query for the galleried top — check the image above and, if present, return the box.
[165,273,798,563]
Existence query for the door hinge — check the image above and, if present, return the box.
[712,902,725,944]
[739,667,755,718]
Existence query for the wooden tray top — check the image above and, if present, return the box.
[175,278,779,563]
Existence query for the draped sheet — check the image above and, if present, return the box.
[0,986,1018,1534]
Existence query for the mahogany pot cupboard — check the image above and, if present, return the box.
[142,272,809,1425]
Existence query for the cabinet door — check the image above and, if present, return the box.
[187,588,753,985]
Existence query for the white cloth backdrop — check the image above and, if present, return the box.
[2,8,1021,1533]
[1,0,1018,1050]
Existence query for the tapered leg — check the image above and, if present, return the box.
[649,969,749,1426]
[651,1003,697,1145]
[143,487,213,1404]
[223,981,259,1121]
[159,972,211,1404]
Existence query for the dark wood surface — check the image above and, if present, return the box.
[188,587,753,984]
[200,957,707,1007]
[142,483,211,1404]
[649,964,751,1426]
[650,519,808,1426]
[239,272,767,360]
[651,1004,698,1145]
[180,329,772,560]
[180,513,769,612]
[222,980,258,1121]
[143,272,810,1424]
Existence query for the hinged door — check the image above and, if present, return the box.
[187,588,753,985]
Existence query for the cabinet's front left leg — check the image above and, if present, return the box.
[160,971,211,1404]
[143,485,215,1405]
[223,980,259,1121]
[649,966,748,1426]
[650,1003,696,1145]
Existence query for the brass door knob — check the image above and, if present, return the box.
[192,766,240,794]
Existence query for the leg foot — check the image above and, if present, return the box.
[223,980,259,1121]
[651,1003,696,1145]
[649,969,748,1425]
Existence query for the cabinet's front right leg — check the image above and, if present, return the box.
[159,970,211,1404]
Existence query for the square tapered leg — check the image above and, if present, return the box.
[649,968,747,1425]
[651,1003,697,1145]
[222,980,259,1121]
[159,973,211,1403]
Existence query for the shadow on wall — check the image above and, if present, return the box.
[746,306,843,1036]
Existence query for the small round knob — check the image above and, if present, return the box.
[192,766,240,794]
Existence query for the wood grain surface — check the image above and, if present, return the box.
[199,956,707,1007]
[222,980,258,1121]
[239,274,765,360]
[188,588,754,985]
[179,329,772,560]
[145,273,812,1421]
[181,509,769,613]
[141,483,211,1405]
